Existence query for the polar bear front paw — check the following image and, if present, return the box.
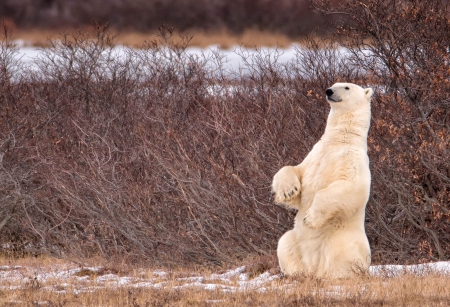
[272,166,301,204]
[303,208,325,229]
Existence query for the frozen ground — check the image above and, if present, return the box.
[12,42,335,74]
[1,261,449,295]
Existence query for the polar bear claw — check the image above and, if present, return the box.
[272,166,301,203]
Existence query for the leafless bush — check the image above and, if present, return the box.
[1,0,449,266]
[0,25,323,264]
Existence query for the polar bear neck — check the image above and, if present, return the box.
[323,105,371,147]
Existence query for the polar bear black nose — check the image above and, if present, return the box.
[326,89,333,97]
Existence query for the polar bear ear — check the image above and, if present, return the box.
[364,88,374,99]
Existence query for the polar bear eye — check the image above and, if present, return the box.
[345,87,350,90]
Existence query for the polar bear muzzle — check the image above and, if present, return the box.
[325,88,341,103]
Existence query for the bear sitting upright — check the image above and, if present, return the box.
[272,82,373,278]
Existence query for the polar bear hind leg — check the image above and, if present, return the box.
[328,246,371,278]
[277,230,305,275]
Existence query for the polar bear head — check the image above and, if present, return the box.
[325,83,373,112]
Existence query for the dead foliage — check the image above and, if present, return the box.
[0,0,327,37]
[0,0,449,266]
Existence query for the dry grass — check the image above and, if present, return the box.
[10,27,296,48]
[1,256,450,306]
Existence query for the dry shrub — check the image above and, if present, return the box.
[0,24,328,265]
[1,0,450,267]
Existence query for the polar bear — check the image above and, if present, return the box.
[272,82,373,278]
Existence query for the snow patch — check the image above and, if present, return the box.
[0,261,449,295]
[370,261,450,277]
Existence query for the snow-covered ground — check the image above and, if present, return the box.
[1,261,449,295]
[11,42,339,75]
[370,261,450,277]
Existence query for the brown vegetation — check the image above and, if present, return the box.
[0,0,328,37]
[7,27,297,49]
[0,0,449,268]
[1,256,450,306]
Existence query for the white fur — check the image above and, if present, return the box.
[272,82,373,278]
